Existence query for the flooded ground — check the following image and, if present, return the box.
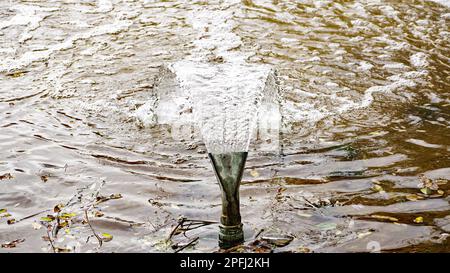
[0,0,449,253]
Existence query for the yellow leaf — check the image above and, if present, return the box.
[53,204,64,213]
[0,212,11,218]
[41,214,56,222]
[7,71,25,78]
[250,169,259,178]
[357,231,373,239]
[58,221,69,228]
[370,215,398,222]
[406,194,420,201]
[101,233,113,242]
[59,213,76,220]
[369,131,384,136]
[371,185,383,192]
[414,216,423,223]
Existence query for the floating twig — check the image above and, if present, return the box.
[14,209,51,224]
[84,210,102,247]
[46,226,56,253]
[254,229,264,239]
[168,217,185,241]
[174,237,199,253]
[168,217,218,241]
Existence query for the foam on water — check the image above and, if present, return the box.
[0,5,56,30]
[410,52,430,68]
[130,0,444,148]
[0,4,132,73]
[429,0,450,8]
[135,1,280,154]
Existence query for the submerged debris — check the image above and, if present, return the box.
[166,217,217,253]
[1,238,25,248]
[0,173,13,180]
[260,234,294,247]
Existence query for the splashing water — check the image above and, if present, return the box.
[135,1,280,154]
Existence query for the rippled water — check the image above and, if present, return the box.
[0,0,449,253]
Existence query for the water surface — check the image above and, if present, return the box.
[0,0,449,252]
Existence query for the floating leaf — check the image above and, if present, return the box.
[414,216,424,223]
[40,215,55,222]
[261,235,294,247]
[420,188,432,195]
[1,213,11,218]
[94,211,104,217]
[6,71,26,78]
[247,239,272,253]
[109,193,122,199]
[40,175,48,182]
[371,184,384,192]
[55,247,71,253]
[58,221,69,228]
[369,131,383,136]
[357,231,373,239]
[406,194,421,201]
[419,175,439,190]
[53,204,64,213]
[32,222,42,230]
[297,246,311,253]
[0,173,13,180]
[250,169,259,178]
[101,233,113,242]
[96,193,123,203]
[154,239,172,251]
[0,209,7,214]
[1,238,25,248]
[435,179,448,185]
[59,213,76,220]
[370,215,398,222]
[437,190,444,195]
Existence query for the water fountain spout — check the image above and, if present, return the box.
[208,152,247,248]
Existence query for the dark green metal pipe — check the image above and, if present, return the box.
[208,152,247,249]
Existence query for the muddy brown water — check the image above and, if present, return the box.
[0,0,449,253]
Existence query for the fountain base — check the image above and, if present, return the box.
[208,152,247,249]
[219,224,244,249]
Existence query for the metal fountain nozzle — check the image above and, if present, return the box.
[208,152,247,249]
